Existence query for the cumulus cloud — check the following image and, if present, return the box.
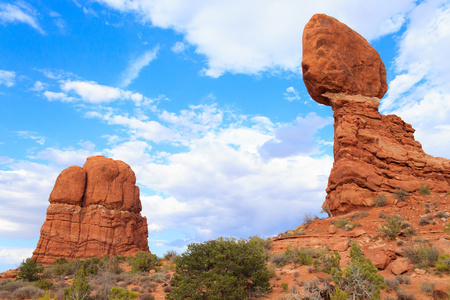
[381,0,450,158]
[15,131,45,145]
[284,86,300,102]
[119,46,159,88]
[171,41,187,54]
[43,90,74,102]
[0,70,16,87]
[0,1,45,34]
[61,80,147,104]
[94,0,414,77]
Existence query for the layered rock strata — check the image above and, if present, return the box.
[302,14,450,212]
[33,156,149,264]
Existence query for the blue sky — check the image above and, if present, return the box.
[1,0,450,272]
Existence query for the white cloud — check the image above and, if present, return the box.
[284,86,300,102]
[0,247,34,264]
[0,2,45,34]
[31,80,47,91]
[95,0,414,77]
[106,140,152,165]
[381,0,450,158]
[0,70,16,87]
[171,41,187,54]
[43,90,74,102]
[16,131,45,145]
[259,112,332,159]
[61,80,149,105]
[119,46,159,88]
[36,144,99,167]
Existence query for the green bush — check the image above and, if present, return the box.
[420,282,434,294]
[331,242,385,300]
[312,248,340,274]
[167,237,271,300]
[281,282,288,291]
[130,251,158,273]
[108,287,138,300]
[418,185,431,195]
[373,194,387,206]
[38,290,53,300]
[403,243,439,268]
[18,258,44,281]
[330,286,349,300]
[378,214,407,240]
[436,254,450,272]
[64,265,90,300]
[35,278,53,290]
[284,245,318,266]
[394,189,409,202]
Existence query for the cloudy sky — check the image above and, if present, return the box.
[1,0,449,271]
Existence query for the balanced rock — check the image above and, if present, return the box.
[301,14,450,213]
[32,156,149,264]
[302,14,387,106]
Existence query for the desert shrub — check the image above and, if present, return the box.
[281,282,289,291]
[64,265,90,300]
[148,272,170,283]
[420,282,434,294]
[418,185,431,195]
[248,235,273,254]
[163,251,178,263]
[139,294,154,300]
[378,214,403,240]
[330,286,348,300]
[445,222,450,233]
[334,218,350,229]
[108,287,138,300]
[402,243,439,268]
[419,215,434,226]
[38,290,53,300]
[394,189,408,202]
[35,278,53,290]
[130,251,158,273]
[331,242,385,300]
[0,279,27,292]
[395,275,411,285]
[303,213,314,229]
[83,257,101,275]
[301,277,335,299]
[18,257,44,281]
[396,288,415,300]
[11,285,45,299]
[167,237,271,300]
[284,246,318,266]
[436,211,447,219]
[374,194,387,206]
[385,277,398,292]
[102,255,124,275]
[379,212,387,219]
[436,253,450,272]
[350,211,368,220]
[269,252,286,266]
[312,248,341,274]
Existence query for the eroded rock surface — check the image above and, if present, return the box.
[302,14,387,106]
[33,156,149,264]
[301,14,450,212]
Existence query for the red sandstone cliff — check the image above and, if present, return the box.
[33,156,149,264]
[302,14,450,212]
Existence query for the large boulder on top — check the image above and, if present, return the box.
[302,14,387,106]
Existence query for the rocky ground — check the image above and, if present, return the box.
[1,192,448,299]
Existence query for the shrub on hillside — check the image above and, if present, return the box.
[402,242,439,268]
[18,258,44,281]
[130,251,158,273]
[108,287,138,300]
[378,214,414,240]
[436,254,450,272]
[373,193,387,206]
[331,242,385,299]
[312,248,340,274]
[63,265,90,300]
[418,185,431,195]
[167,237,271,299]
[394,189,408,202]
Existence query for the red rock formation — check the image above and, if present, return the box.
[33,156,149,264]
[301,14,450,213]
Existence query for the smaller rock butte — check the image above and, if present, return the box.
[32,156,149,264]
[302,14,450,213]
